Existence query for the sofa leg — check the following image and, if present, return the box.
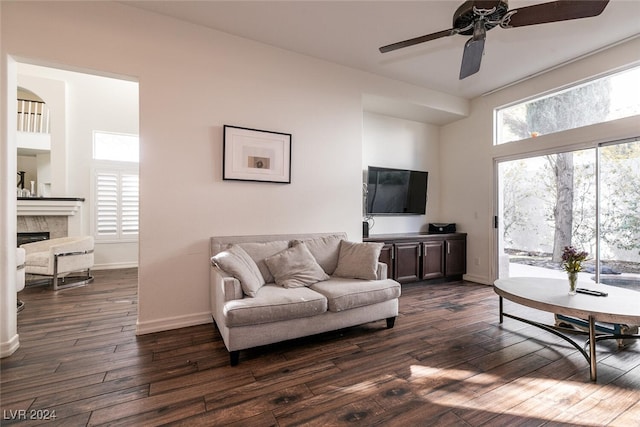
[386,317,396,329]
[230,351,239,366]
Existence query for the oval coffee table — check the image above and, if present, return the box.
[494,277,640,381]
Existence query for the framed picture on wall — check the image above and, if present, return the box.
[223,125,292,184]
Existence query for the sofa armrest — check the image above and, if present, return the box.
[222,277,243,302]
[376,262,388,280]
[211,266,243,303]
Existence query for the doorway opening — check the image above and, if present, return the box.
[15,62,140,275]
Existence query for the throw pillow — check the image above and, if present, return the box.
[333,240,384,280]
[264,241,330,288]
[211,245,265,297]
[237,240,290,284]
[296,234,343,275]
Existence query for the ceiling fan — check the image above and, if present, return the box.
[379,0,610,80]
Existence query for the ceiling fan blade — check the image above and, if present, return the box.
[502,0,609,28]
[459,36,485,79]
[459,18,487,80]
[379,28,456,53]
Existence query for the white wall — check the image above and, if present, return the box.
[440,37,640,285]
[1,1,468,343]
[362,112,441,234]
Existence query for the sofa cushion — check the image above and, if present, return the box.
[224,284,327,327]
[264,242,330,288]
[310,278,401,312]
[296,234,343,275]
[211,245,265,297]
[333,241,384,280]
[237,240,290,284]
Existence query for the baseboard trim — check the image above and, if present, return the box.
[0,334,20,358]
[93,262,138,271]
[136,311,212,335]
[463,274,493,285]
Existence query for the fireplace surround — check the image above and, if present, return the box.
[16,197,84,241]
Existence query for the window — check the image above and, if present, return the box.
[92,131,139,241]
[93,131,139,162]
[495,66,640,145]
[94,170,139,240]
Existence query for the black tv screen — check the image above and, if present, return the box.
[366,166,428,215]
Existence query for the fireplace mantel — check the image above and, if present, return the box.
[17,197,84,201]
[17,198,85,237]
[17,197,85,216]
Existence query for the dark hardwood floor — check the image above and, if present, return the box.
[2,269,639,426]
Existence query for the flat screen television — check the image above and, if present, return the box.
[366,166,428,215]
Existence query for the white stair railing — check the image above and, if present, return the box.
[17,98,50,133]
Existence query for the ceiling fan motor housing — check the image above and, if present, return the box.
[454,0,510,35]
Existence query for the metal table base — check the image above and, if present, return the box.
[499,296,639,381]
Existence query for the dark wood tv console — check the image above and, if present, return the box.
[364,233,466,284]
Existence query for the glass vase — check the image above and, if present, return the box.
[568,272,577,295]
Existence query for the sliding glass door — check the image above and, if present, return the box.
[597,140,640,288]
[497,139,640,290]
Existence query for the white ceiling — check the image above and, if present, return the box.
[124,0,640,100]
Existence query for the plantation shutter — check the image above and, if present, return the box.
[94,170,139,240]
[96,172,119,237]
[121,174,139,236]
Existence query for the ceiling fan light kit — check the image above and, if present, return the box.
[379,0,610,80]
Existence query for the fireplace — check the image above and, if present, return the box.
[17,197,84,239]
[17,231,50,247]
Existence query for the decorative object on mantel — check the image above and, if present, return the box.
[17,171,26,189]
[223,125,291,184]
[562,245,588,295]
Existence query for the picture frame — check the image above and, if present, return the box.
[223,125,292,184]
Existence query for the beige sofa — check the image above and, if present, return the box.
[209,232,401,365]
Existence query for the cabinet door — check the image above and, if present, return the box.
[378,243,394,279]
[422,240,445,280]
[394,242,421,283]
[445,238,467,276]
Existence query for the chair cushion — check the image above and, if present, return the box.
[211,245,265,297]
[310,278,401,312]
[25,251,50,268]
[264,242,329,288]
[333,241,384,280]
[224,284,327,327]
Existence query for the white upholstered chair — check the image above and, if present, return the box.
[21,236,94,290]
[16,247,26,312]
